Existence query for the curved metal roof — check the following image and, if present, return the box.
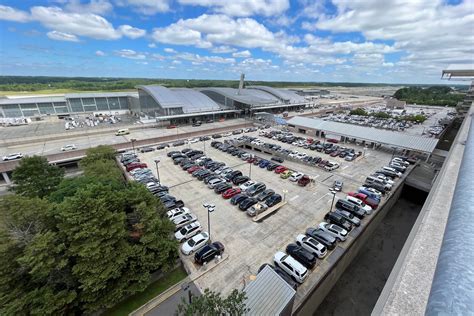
[247,85,306,103]
[137,85,221,113]
[200,87,279,105]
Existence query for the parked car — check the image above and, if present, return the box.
[298,175,310,187]
[246,202,268,217]
[324,212,353,231]
[285,243,317,269]
[246,182,267,196]
[348,192,379,210]
[239,197,258,211]
[280,170,293,179]
[289,172,304,182]
[126,162,147,172]
[140,147,154,153]
[214,182,232,194]
[208,178,226,189]
[273,251,308,284]
[222,188,241,199]
[166,207,190,220]
[346,196,373,215]
[181,232,209,255]
[265,194,282,207]
[230,193,249,205]
[194,241,225,265]
[172,213,198,229]
[175,221,202,242]
[333,180,343,191]
[305,228,337,250]
[233,175,250,185]
[274,166,288,174]
[335,199,366,218]
[334,209,361,227]
[271,156,284,163]
[296,234,327,259]
[256,189,275,202]
[319,222,348,242]
[357,187,382,202]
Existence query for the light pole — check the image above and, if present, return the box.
[248,154,254,178]
[131,138,137,154]
[329,190,337,212]
[283,189,288,201]
[203,203,215,244]
[154,159,160,182]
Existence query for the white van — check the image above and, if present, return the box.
[115,128,130,136]
[274,251,308,283]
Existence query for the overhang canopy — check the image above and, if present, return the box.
[288,116,439,153]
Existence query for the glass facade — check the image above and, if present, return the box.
[38,103,55,115]
[108,97,120,110]
[69,99,84,112]
[138,89,163,116]
[96,98,109,111]
[3,104,23,117]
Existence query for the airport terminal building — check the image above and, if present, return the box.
[0,84,310,124]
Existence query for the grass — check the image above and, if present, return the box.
[102,266,188,316]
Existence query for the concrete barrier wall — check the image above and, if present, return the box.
[294,178,406,315]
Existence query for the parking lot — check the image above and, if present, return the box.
[134,128,398,299]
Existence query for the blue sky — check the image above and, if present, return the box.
[0,0,472,83]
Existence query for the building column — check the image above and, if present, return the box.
[2,172,11,185]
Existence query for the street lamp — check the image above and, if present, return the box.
[329,190,337,212]
[131,138,137,154]
[203,203,215,243]
[282,189,288,201]
[249,154,254,178]
[154,159,160,182]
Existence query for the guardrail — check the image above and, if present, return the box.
[425,117,474,315]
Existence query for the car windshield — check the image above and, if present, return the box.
[179,227,188,234]
[188,239,196,246]
[332,225,343,232]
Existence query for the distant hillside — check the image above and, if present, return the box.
[394,86,465,106]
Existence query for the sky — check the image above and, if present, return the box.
[0,0,473,84]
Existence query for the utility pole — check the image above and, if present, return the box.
[330,190,337,212]
[203,203,215,244]
[154,159,160,182]
[131,138,137,154]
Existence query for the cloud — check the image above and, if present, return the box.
[114,49,146,59]
[31,6,121,40]
[164,47,177,53]
[175,52,235,64]
[63,0,113,15]
[313,0,474,70]
[119,25,146,38]
[210,45,237,53]
[115,0,170,15]
[178,0,290,17]
[47,30,80,42]
[148,43,156,48]
[0,5,30,22]
[152,22,212,48]
[232,50,252,58]
[96,50,106,56]
[172,60,182,64]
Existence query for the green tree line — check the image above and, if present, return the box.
[0,146,178,314]
[393,86,465,106]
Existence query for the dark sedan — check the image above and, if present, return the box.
[230,193,248,205]
[194,242,225,265]
[239,197,258,211]
[214,183,232,194]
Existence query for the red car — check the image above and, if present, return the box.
[247,157,257,163]
[306,138,314,144]
[167,125,177,129]
[298,175,310,186]
[187,166,201,173]
[274,166,288,174]
[327,138,339,143]
[222,188,241,199]
[126,162,147,172]
[347,192,379,209]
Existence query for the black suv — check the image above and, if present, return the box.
[324,212,353,231]
[286,243,317,269]
[335,199,365,218]
[306,228,337,250]
[194,242,225,265]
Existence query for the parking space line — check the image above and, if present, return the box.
[342,165,349,170]
[168,179,196,188]
[289,195,299,202]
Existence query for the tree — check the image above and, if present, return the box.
[176,289,248,316]
[80,145,117,169]
[11,156,64,198]
[370,111,392,119]
[349,108,368,116]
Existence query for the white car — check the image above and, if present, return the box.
[215,167,230,175]
[221,132,232,137]
[173,213,198,229]
[208,178,226,189]
[146,182,160,190]
[2,153,23,161]
[221,168,234,177]
[167,207,190,220]
[61,144,77,151]
[289,172,304,182]
[391,158,409,166]
[274,251,308,284]
[181,232,209,255]
[175,221,202,242]
[295,153,307,160]
[347,196,372,215]
[373,174,395,185]
[382,166,402,177]
[239,180,256,191]
[324,162,340,171]
[296,234,327,259]
[188,138,199,144]
[318,222,348,242]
